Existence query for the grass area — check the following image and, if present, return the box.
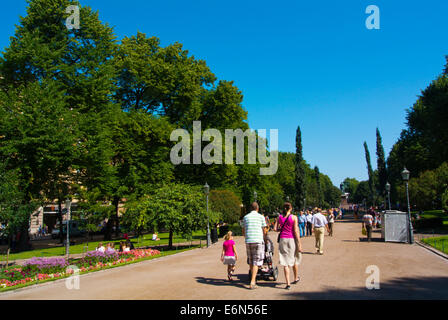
[0,245,199,293]
[414,210,448,224]
[0,231,206,262]
[421,236,448,255]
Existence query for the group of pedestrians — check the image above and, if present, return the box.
[222,202,343,290]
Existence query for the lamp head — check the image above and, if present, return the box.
[401,167,410,182]
[204,182,210,195]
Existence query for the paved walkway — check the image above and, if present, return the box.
[1,217,448,300]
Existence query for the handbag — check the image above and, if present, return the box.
[362,227,367,235]
[277,214,290,243]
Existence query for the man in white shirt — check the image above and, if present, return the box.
[242,202,267,289]
[305,211,313,236]
[312,209,330,255]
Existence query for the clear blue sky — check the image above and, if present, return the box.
[1,0,447,186]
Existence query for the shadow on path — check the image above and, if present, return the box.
[195,274,281,290]
[283,276,448,299]
[195,274,249,289]
[342,238,385,243]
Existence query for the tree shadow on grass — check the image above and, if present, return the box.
[282,276,448,299]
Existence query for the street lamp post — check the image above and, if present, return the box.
[254,191,257,203]
[401,168,414,244]
[385,182,391,210]
[65,198,71,260]
[204,183,211,248]
[286,196,290,202]
[303,198,306,211]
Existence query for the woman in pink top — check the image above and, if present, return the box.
[275,202,302,290]
[221,231,238,281]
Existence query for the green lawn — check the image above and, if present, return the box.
[421,236,448,255]
[415,210,448,224]
[1,231,206,262]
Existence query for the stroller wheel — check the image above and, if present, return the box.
[273,266,279,281]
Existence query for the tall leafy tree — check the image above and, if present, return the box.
[294,126,306,210]
[114,32,216,126]
[0,80,79,246]
[0,0,119,247]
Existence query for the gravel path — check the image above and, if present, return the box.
[1,217,448,300]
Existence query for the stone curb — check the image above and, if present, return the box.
[416,240,448,261]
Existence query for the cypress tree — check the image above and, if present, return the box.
[363,141,375,206]
[376,128,388,195]
[294,126,306,210]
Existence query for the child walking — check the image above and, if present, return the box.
[221,231,238,281]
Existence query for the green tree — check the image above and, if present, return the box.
[363,141,375,206]
[210,190,242,224]
[314,166,322,207]
[114,32,216,126]
[0,80,79,246]
[0,0,119,247]
[352,181,371,205]
[0,163,38,252]
[376,128,388,195]
[122,183,212,248]
[342,178,360,203]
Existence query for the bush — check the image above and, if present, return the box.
[210,190,242,224]
[228,223,243,237]
[413,217,443,230]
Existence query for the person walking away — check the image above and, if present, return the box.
[305,211,313,236]
[298,211,306,238]
[327,209,335,236]
[275,202,302,290]
[312,209,330,255]
[362,211,374,242]
[242,202,267,290]
[221,231,238,281]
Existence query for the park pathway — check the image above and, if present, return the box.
[1,217,448,300]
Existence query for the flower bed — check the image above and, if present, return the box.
[0,248,161,290]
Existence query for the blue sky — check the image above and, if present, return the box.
[1,0,447,186]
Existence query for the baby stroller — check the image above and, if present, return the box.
[248,236,279,281]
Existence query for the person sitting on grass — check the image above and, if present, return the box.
[126,239,135,250]
[119,241,127,252]
[152,233,160,241]
[105,242,116,253]
[96,242,105,253]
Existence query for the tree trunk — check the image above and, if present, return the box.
[113,197,120,238]
[16,224,32,252]
[104,218,113,241]
[169,229,173,249]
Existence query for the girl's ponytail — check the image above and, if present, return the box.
[224,231,233,241]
